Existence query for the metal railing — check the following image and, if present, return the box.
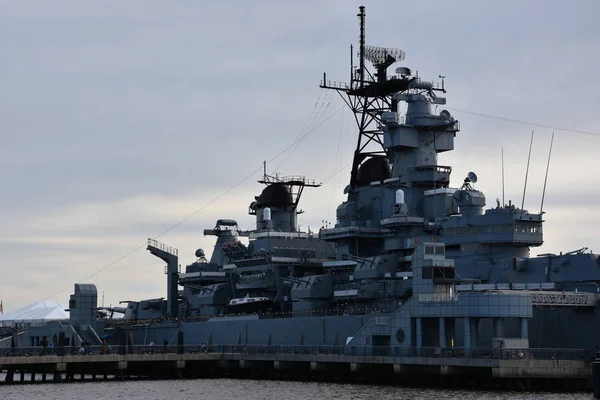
[320,80,351,90]
[147,238,178,256]
[262,175,320,187]
[0,345,592,362]
[531,292,592,307]
[418,293,458,302]
[374,317,391,326]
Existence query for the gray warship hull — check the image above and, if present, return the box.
[111,295,596,351]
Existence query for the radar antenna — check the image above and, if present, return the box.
[460,172,478,191]
[364,46,405,66]
[365,45,405,82]
[467,171,478,185]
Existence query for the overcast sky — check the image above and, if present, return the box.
[1,0,599,311]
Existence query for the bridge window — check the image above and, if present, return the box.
[435,245,445,256]
[433,266,455,279]
[514,224,542,234]
[422,266,455,279]
[424,244,445,256]
[422,267,433,279]
[445,244,461,252]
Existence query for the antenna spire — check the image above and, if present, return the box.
[520,130,534,218]
[501,148,505,206]
[358,6,366,87]
[539,131,555,214]
[350,44,354,84]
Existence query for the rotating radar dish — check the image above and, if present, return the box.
[364,45,405,67]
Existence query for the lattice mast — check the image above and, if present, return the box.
[320,6,407,196]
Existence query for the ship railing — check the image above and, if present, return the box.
[0,345,592,361]
[320,80,351,90]
[418,293,458,302]
[101,306,403,325]
[147,238,179,257]
[403,346,593,361]
[265,175,320,186]
[409,164,452,173]
[334,283,354,291]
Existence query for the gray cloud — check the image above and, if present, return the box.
[1,0,599,310]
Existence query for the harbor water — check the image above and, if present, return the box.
[0,378,590,400]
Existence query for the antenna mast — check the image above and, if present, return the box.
[358,6,365,87]
[501,148,505,206]
[320,6,435,195]
[539,131,555,214]
[350,44,354,84]
[520,130,534,218]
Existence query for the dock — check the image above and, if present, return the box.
[0,345,592,390]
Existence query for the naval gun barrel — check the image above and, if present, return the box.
[98,306,127,314]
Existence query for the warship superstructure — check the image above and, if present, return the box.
[4,6,600,357]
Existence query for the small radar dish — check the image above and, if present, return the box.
[467,172,478,184]
[395,67,412,76]
[343,184,351,195]
[440,110,452,120]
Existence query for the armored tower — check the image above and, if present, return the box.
[249,162,321,232]
[320,6,547,285]
[319,6,453,260]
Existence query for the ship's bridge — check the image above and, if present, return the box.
[443,205,543,246]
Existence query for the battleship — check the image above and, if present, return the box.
[2,6,600,364]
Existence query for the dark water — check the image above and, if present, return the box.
[0,379,591,400]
